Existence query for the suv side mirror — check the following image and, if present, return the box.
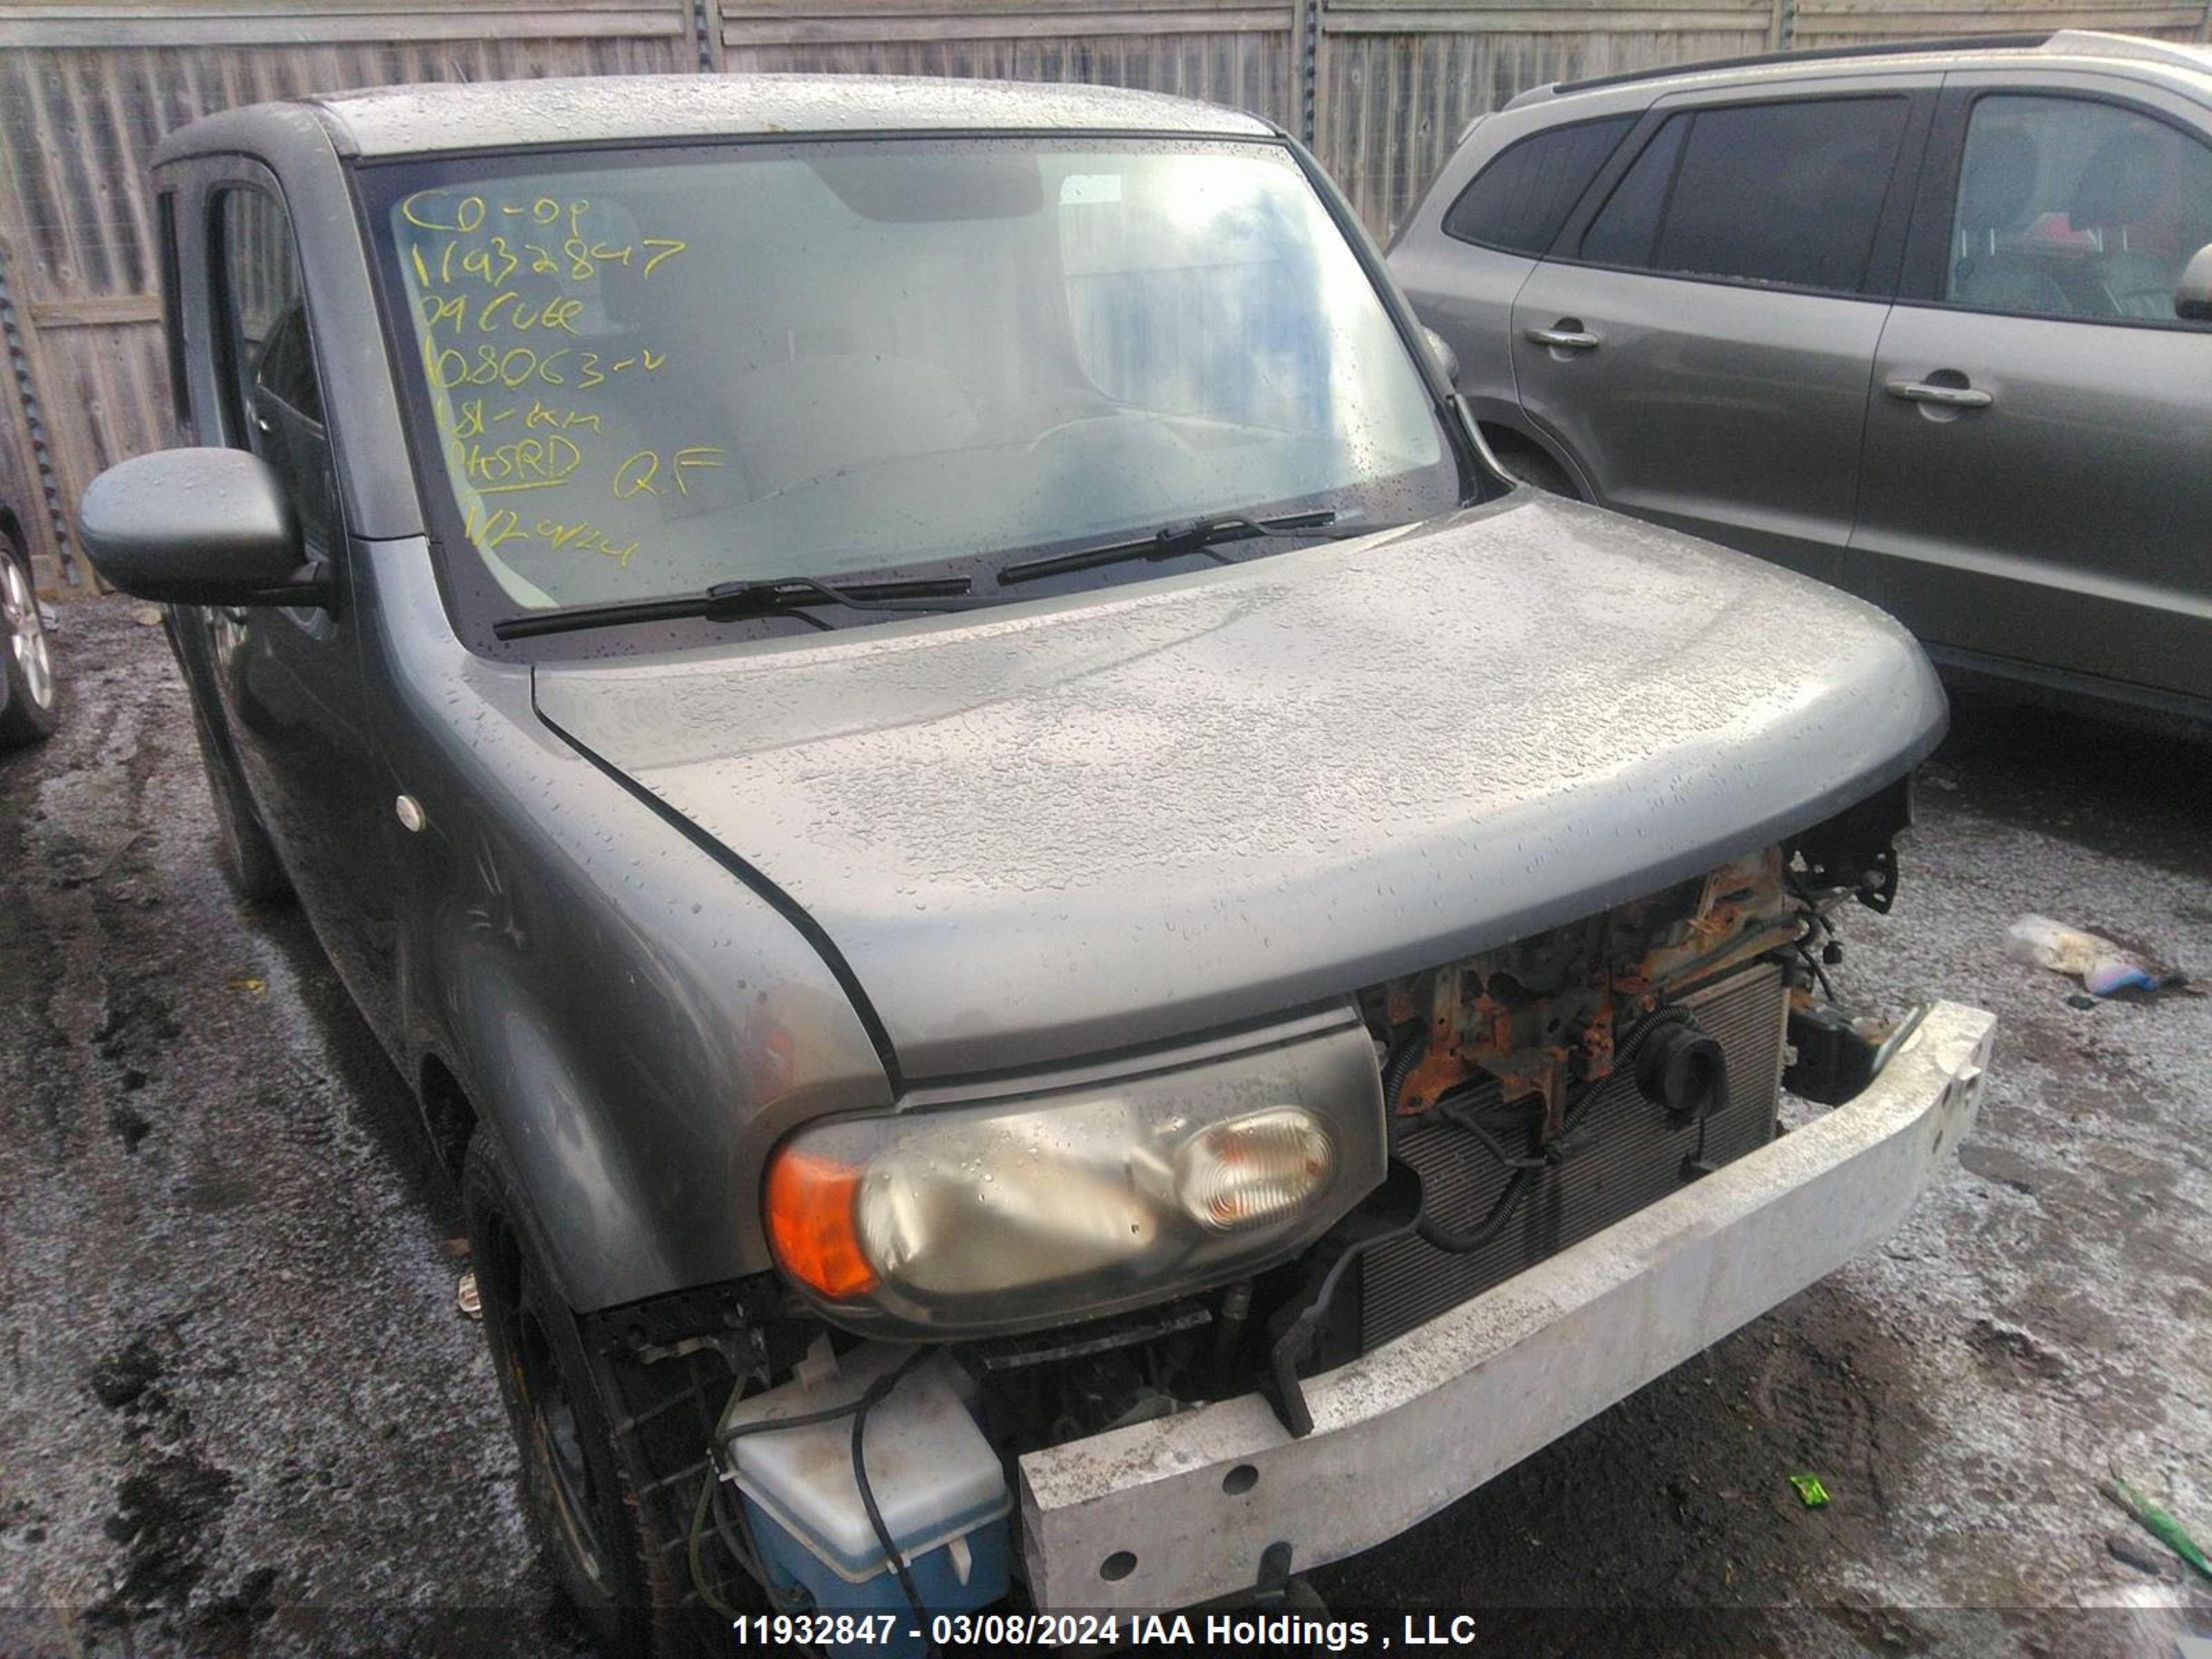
[2177,243,2212,322]
[1421,325,1461,388]
[79,449,328,608]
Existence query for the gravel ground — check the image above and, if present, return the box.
[1,597,2207,1657]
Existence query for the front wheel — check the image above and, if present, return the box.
[0,536,59,746]
[463,1133,704,1658]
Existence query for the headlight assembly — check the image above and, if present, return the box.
[764,1017,1385,1335]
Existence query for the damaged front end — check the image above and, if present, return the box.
[583,782,1943,1633]
[1220,776,1922,1438]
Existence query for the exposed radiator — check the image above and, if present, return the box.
[1360,962,1789,1353]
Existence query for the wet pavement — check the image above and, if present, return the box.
[1,598,2207,1656]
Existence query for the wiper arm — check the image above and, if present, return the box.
[995,510,1376,585]
[493,573,981,641]
[495,512,1390,638]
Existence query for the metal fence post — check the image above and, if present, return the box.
[0,245,75,587]
[688,0,719,72]
[1300,0,1320,147]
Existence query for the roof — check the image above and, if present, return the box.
[292,73,1277,159]
[1512,29,2212,108]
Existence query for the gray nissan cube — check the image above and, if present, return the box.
[1391,30,2212,723]
[79,74,1994,1656]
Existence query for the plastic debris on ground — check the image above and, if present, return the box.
[2106,1465,2212,1584]
[1789,1474,1830,1508]
[2005,915,2186,1000]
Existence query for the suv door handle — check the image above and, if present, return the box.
[1526,325,1600,350]
[1886,379,1991,409]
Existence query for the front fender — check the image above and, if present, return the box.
[418,831,892,1311]
[361,538,892,1314]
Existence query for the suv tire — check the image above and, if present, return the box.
[0,532,59,746]
[462,1131,703,1659]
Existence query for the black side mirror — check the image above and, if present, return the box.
[2177,243,2212,322]
[78,448,328,608]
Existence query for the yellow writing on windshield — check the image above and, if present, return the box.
[437,397,606,442]
[420,289,586,337]
[464,503,643,570]
[422,340,672,393]
[453,433,586,494]
[612,447,724,500]
[402,187,697,574]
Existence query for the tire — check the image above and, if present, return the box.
[0,535,59,746]
[463,1132,705,1659]
[182,692,292,904]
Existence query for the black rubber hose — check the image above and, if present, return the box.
[851,1369,930,1622]
[1685,1030,1731,1176]
[1380,1025,1425,1154]
[1414,1163,1537,1255]
[1414,1005,1695,1255]
[709,1347,938,1624]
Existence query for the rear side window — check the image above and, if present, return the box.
[1442,117,1636,255]
[1579,116,1687,270]
[1580,97,1911,293]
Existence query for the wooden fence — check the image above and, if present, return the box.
[1,0,2206,587]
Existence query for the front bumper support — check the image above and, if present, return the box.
[1016,999,1996,1611]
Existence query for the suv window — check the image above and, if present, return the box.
[212,186,339,557]
[1580,97,1910,293]
[156,191,189,435]
[1946,94,2212,324]
[1442,116,1636,256]
[252,304,324,424]
[1579,115,1687,270]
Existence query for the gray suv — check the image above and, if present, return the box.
[1392,30,2212,720]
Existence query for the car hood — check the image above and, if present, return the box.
[532,493,1945,1079]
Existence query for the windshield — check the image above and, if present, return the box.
[361,137,1466,620]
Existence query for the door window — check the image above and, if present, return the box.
[156,192,189,437]
[1945,94,2212,324]
[1577,115,1687,270]
[212,187,339,557]
[1442,116,1637,255]
[1579,97,1909,293]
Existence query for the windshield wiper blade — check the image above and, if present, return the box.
[995,510,1376,585]
[493,573,980,641]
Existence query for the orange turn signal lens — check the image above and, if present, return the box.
[765,1148,879,1300]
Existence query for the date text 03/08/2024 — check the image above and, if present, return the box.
[728,1613,1487,1651]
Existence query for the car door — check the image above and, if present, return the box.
[1389,109,1644,430]
[1851,75,2212,705]
[196,169,404,1040]
[1509,78,1935,586]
